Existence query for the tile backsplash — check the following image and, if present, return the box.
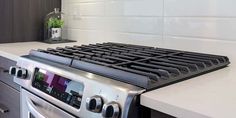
[62,0,236,46]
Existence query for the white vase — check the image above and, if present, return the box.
[51,28,62,40]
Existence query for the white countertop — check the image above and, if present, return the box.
[0,41,83,61]
[0,40,235,118]
[141,38,236,118]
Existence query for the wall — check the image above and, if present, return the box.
[62,0,236,47]
[0,0,61,43]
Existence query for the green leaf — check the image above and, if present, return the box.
[47,18,64,28]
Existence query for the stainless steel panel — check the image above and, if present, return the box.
[21,89,75,118]
[14,57,145,118]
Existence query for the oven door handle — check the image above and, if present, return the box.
[26,97,46,118]
[0,103,9,114]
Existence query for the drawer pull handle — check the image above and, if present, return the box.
[0,67,9,73]
[0,103,9,114]
[26,97,45,118]
[3,70,9,73]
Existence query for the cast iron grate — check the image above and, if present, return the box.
[29,42,230,90]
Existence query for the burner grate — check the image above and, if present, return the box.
[29,42,230,90]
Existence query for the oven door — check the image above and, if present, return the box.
[21,89,75,118]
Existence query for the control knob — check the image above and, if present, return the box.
[16,68,28,79]
[86,95,103,113]
[102,102,120,118]
[9,66,18,75]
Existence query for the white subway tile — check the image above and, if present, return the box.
[61,0,68,13]
[164,0,236,16]
[63,29,106,44]
[68,0,79,3]
[105,0,163,16]
[66,16,105,30]
[105,32,163,47]
[66,2,105,19]
[63,28,162,47]
[67,3,80,16]
[106,17,163,35]
[62,0,69,28]
[164,17,236,41]
[78,2,105,16]
[163,36,236,57]
[69,0,104,3]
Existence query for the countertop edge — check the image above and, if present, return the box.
[0,50,19,62]
[140,94,211,118]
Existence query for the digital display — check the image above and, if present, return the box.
[32,68,84,109]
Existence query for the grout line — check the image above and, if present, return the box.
[65,28,163,37]
[66,15,163,18]
[165,35,236,44]
[165,34,236,42]
[68,1,105,4]
[164,16,236,18]
[162,0,165,43]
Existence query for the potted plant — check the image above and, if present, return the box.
[47,18,64,40]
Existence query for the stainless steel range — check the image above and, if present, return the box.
[10,42,230,118]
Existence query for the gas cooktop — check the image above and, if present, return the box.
[29,42,230,90]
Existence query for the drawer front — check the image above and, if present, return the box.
[0,81,20,118]
[0,56,19,90]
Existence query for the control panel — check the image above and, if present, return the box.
[32,68,84,109]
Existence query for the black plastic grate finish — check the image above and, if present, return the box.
[29,42,230,90]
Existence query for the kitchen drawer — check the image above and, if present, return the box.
[0,56,19,91]
[0,81,20,118]
[151,109,175,118]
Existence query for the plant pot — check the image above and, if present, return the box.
[51,28,62,40]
